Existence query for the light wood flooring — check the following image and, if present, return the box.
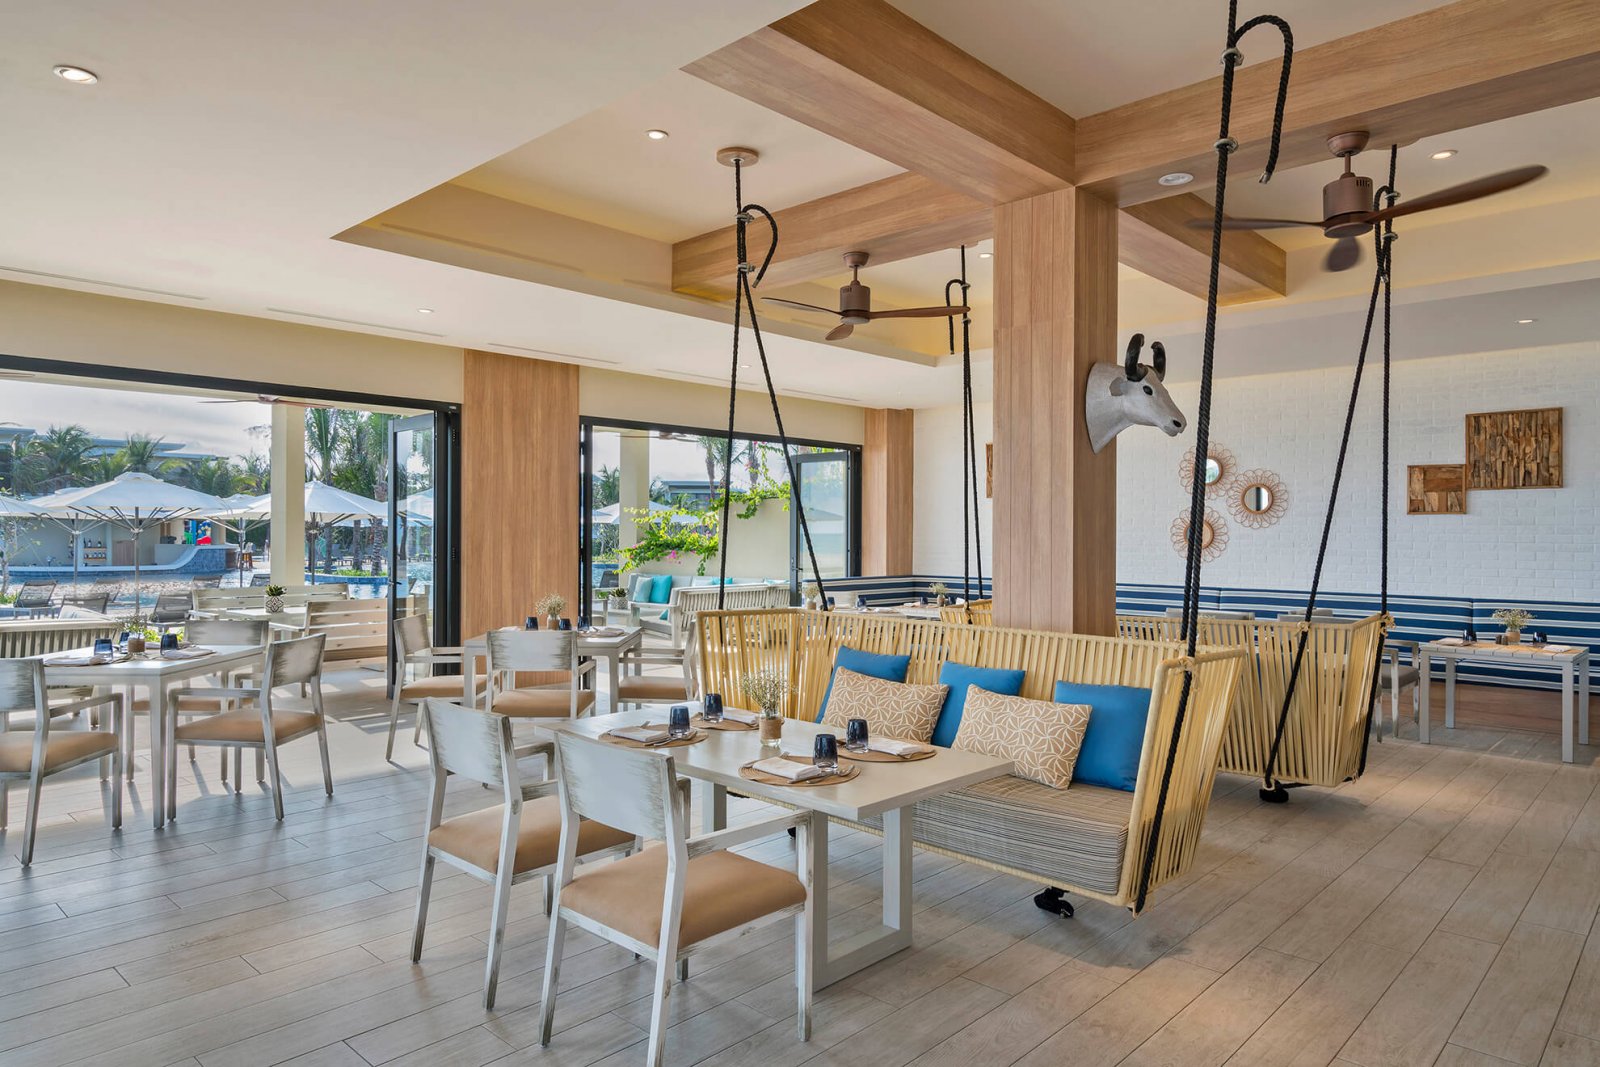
[2,669,1598,1067]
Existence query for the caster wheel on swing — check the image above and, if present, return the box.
[1034,887,1074,918]
[1259,784,1290,804]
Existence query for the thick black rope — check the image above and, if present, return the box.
[716,160,747,610]
[946,248,983,606]
[1135,0,1293,913]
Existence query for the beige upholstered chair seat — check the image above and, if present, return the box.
[175,708,321,744]
[561,847,805,949]
[493,688,596,718]
[399,675,481,700]
[427,795,633,875]
[0,730,119,773]
[1378,665,1421,689]
[616,676,690,702]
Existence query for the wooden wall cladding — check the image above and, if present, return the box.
[861,408,914,575]
[1465,407,1563,490]
[1407,464,1467,515]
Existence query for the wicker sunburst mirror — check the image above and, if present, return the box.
[1170,508,1229,562]
[1228,469,1289,529]
[1179,444,1236,497]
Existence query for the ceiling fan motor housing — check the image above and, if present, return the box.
[839,280,871,324]
[1323,172,1375,237]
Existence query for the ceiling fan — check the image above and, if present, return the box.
[1190,131,1547,272]
[762,251,969,341]
[201,394,334,410]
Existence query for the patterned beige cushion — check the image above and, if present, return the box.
[821,668,948,743]
[952,686,1091,789]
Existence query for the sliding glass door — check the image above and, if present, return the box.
[789,450,854,592]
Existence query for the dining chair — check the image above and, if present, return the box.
[0,659,124,865]
[59,593,111,616]
[149,592,194,632]
[388,613,483,759]
[484,629,595,721]
[181,617,272,789]
[166,633,331,820]
[411,698,636,1009]
[614,638,700,713]
[539,733,812,1066]
[1378,639,1422,736]
[13,580,57,619]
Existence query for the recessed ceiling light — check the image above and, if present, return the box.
[645,129,669,141]
[417,308,434,314]
[1516,318,1536,324]
[977,251,994,259]
[1430,149,1457,160]
[740,363,751,370]
[52,65,98,85]
[1158,172,1194,186]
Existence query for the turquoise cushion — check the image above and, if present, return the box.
[1053,681,1152,792]
[931,662,1026,747]
[816,646,911,721]
[626,573,651,601]
[648,574,674,603]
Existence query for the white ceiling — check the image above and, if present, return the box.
[888,0,1453,115]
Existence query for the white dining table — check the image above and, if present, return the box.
[538,708,1013,990]
[40,644,266,827]
[1418,638,1591,762]
[459,627,644,710]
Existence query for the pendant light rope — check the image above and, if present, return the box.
[717,157,831,610]
[1134,0,1294,913]
[946,247,983,606]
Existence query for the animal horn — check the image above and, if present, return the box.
[1124,333,1147,381]
[1151,341,1166,380]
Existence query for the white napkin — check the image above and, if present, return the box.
[720,708,760,725]
[868,737,931,758]
[1542,644,1577,653]
[46,653,119,666]
[1435,637,1466,646]
[161,647,216,660]
[752,757,825,782]
[611,725,672,744]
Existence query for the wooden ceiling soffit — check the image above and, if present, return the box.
[684,0,1075,205]
[1077,0,1600,206]
[1121,193,1285,303]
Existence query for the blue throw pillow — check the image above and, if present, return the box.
[817,646,911,721]
[931,662,1026,747]
[1053,681,1153,792]
[649,574,674,604]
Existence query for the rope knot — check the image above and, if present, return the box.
[1214,137,1239,154]
[1220,46,1243,65]
[1171,655,1198,675]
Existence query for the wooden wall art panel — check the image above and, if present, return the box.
[1465,407,1562,490]
[1407,463,1467,515]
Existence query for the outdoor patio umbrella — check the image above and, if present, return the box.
[38,472,226,616]
[398,487,433,526]
[205,492,269,588]
[8,488,91,592]
[221,480,387,583]
[0,494,48,596]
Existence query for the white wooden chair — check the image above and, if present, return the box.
[166,634,332,820]
[485,629,595,721]
[1379,639,1422,736]
[387,613,482,760]
[181,617,272,789]
[614,638,700,712]
[0,659,124,865]
[410,698,636,1009]
[539,733,812,1066]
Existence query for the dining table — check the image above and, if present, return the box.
[1417,637,1592,762]
[458,627,644,711]
[538,708,1013,990]
[40,643,266,827]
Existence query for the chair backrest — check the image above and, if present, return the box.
[304,599,387,660]
[15,581,55,608]
[263,633,326,688]
[191,576,223,588]
[250,574,273,587]
[61,594,110,615]
[1275,608,1335,619]
[486,628,575,673]
[553,732,681,844]
[422,697,516,791]
[394,613,431,658]
[185,617,271,647]
[1166,607,1256,620]
[0,658,48,716]
[939,599,994,625]
[150,592,193,624]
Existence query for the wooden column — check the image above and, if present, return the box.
[861,408,914,575]
[992,188,1118,635]
[461,350,579,642]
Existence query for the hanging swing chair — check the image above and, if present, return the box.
[938,245,994,628]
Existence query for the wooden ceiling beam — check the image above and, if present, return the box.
[672,172,991,302]
[1121,193,1284,304]
[1078,0,1600,206]
[684,0,1075,205]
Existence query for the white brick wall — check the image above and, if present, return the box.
[915,341,1600,601]
[913,400,993,578]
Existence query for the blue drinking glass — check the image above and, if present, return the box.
[524,616,539,630]
[557,618,573,631]
[814,733,840,774]
[846,717,869,753]
[668,704,692,739]
[160,632,179,652]
[93,637,113,656]
[703,692,724,722]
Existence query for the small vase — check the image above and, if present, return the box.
[265,596,284,614]
[545,613,561,631]
[1505,629,1522,644]
[758,709,783,749]
[936,594,949,607]
[126,635,146,656]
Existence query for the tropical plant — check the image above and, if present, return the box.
[304,408,340,483]
[117,434,169,475]
[593,465,620,508]
[15,424,95,493]
[177,456,239,497]
[615,504,721,576]
[238,452,270,494]
[81,453,129,485]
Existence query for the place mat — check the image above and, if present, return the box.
[600,725,705,749]
[842,745,936,763]
[161,647,217,660]
[43,652,128,667]
[693,714,755,732]
[739,757,860,788]
[1437,640,1581,657]
[581,627,627,638]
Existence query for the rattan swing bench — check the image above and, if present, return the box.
[696,608,1245,915]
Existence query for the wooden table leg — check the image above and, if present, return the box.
[696,781,726,835]
[1418,650,1432,745]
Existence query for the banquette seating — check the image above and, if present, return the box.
[695,607,1244,913]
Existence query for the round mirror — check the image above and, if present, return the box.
[1171,508,1229,561]
[1199,520,1216,548]
[1203,458,1223,486]
[1242,484,1273,513]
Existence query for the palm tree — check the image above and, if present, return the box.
[695,435,731,494]
[593,465,620,508]
[304,408,340,483]
[16,425,95,493]
[178,457,239,498]
[117,434,169,475]
[82,454,129,485]
[238,453,270,494]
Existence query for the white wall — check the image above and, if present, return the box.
[1118,341,1599,600]
[579,367,866,445]
[913,400,993,577]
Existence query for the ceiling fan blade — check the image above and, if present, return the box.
[867,305,970,320]
[1367,165,1547,224]
[762,297,842,317]
[1186,217,1323,231]
[199,400,246,405]
[824,322,855,341]
[1324,236,1362,272]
